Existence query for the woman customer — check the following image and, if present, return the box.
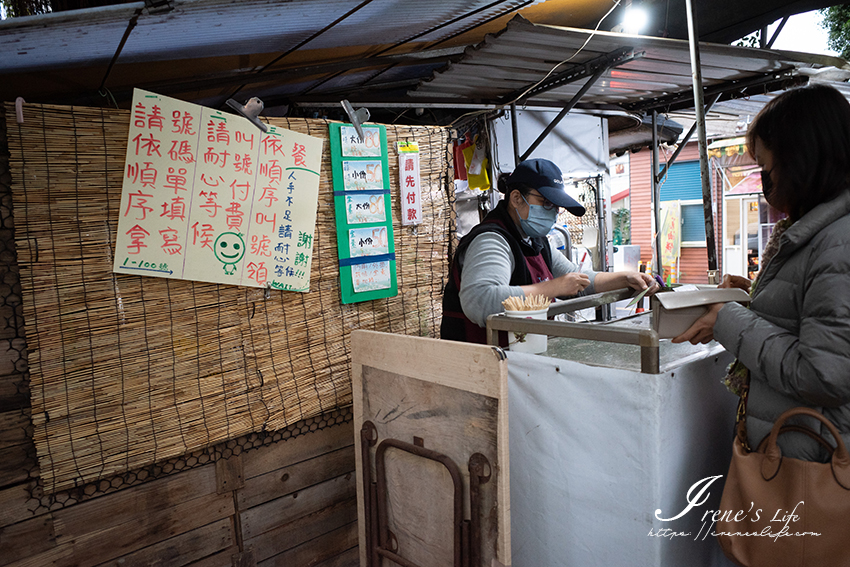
[441,158,656,344]
[673,84,850,459]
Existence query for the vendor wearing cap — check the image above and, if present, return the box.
[441,158,657,344]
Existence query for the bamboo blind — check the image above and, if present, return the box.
[5,103,452,493]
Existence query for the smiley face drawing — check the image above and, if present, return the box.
[214,232,245,275]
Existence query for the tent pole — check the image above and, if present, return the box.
[652,110,663,280]
[685,0,719,283]
[511,102,521,166]
[656,92,721,183]
[519,66,606,161]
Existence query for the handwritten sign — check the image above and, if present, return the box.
[114,89,323,292]
[397,142,422,226]
[352,261,392,292]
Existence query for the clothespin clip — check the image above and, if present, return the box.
[15,97,25,124]
[264,282,271,300]
[341,99,370,142]
[226,97,268,133]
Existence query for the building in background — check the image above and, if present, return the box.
[709,137,786,279]
[628,142,721,284]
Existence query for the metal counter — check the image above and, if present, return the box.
[488,289,738,567]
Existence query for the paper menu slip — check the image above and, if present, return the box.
[352,261,392,293]
[348,226,389,258]
[341,126,382,157]
[114,89,323,292]
[345,193,386,225]
[342,160,383,191]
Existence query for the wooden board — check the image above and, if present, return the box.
[61,492,234,567]
[351,330,510,567]
[239,473,356,540]
[238,445,354,510]
[312,547,358,567]
[90,518,234,567]
[0,409,30,451]
[257,522,357,567]
[0,513,55,564]
[0,480,39,528]
[245,498,357,563]
[4,544,75,567]
[0,443,35,489]
[241,422,353,480]
[215,454,245,494]
[183,546,241,567]
[51,465,219,540]
[0,411,357,567]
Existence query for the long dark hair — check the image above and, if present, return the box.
[746,84,850,220]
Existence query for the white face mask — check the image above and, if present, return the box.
[517,193,558,238]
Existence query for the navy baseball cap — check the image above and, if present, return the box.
[507,159,586,217]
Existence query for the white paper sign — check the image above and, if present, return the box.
[114,89,324,292]
[398,142,422,226]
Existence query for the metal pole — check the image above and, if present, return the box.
[595,174,610,321]
[652,110,663,279]
[511,102,521,166]
[519,66,606,161]
[685,0,719,283]
[766,16,789,49]
[656,92,721,183]
[596,174,607,273]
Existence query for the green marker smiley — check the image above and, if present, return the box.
[214,232,245,275]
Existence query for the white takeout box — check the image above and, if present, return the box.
[650,288,751,339]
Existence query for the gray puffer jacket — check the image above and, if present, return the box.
[714,188,850,461]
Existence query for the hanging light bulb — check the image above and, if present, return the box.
[622,4,649,34]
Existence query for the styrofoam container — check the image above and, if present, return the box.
[651,287,751,339]
[505,308,548,353]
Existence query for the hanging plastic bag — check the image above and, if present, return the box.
[461,134,490,192]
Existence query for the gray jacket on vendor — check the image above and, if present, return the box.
[714,189,850,460]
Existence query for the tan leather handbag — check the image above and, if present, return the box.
[717,407,850,567]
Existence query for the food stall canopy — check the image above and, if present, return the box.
[0,0,628,109]
[0,0,846,124]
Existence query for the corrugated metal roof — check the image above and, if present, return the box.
[2,0,848,131]
[668,67,850,140]
[0,0,545,72]
[0,2,142,69]
[410,16,850,112]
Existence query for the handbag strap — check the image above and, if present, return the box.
[756,424,836,455]
[760,406,850,489]
[734,388,751,452]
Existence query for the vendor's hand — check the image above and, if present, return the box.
[556,272,590,296]
[672,303,724,344]
[624,271,660,295]
[719,274,751,293]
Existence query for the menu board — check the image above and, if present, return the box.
[329,123,397,303]
[114,89,323,292]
